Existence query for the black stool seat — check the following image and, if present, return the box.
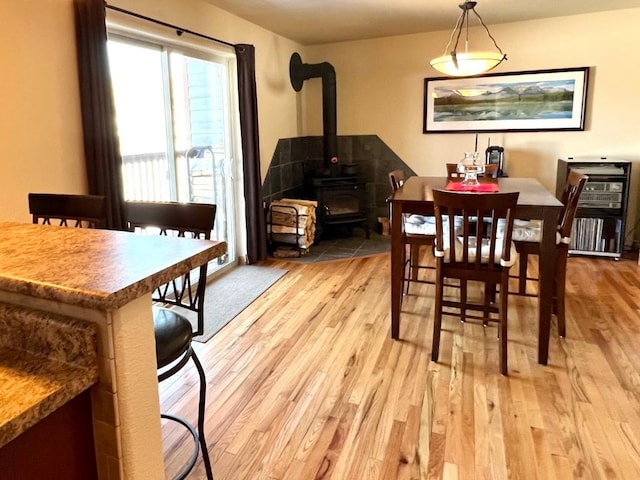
[154,308,193,368]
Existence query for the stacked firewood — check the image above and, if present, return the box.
[267,198,317,257]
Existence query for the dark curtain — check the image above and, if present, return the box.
[234,44,267,263]
[74,0,125,229]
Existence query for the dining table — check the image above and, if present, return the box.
[389,176,564,365]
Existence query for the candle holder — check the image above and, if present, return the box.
[457,152,485,186]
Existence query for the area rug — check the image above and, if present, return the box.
[182,265,287,343]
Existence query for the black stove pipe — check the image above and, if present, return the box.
[289,52,339,177]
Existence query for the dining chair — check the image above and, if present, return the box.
[431,190,519,375]
[446,162,498,180]
[28,193,106,228]
[125,200,216,480]
[512,170,588,337]
[388,169,436,295]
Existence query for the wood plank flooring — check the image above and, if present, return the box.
[159,251,640,479]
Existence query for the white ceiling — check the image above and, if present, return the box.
[202,0,640,45]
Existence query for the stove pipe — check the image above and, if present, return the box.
[289,52,339,177]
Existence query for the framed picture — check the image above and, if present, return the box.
[423,67,589,133]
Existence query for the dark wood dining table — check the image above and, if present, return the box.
[389,176,564,365]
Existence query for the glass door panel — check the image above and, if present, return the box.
[108,40,175,201]
[108,37,237,271]
[168,53,234,265]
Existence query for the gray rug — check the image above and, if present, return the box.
[183,265,287,343]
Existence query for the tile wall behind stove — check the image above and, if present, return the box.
[262,135,415,229]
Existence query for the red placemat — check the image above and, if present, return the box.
[445,181,499,192]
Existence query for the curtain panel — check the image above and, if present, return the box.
[234,44,267,263]
[74,0,125,230]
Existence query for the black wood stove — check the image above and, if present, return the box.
[290,53,369,241]
[312,175,369,240]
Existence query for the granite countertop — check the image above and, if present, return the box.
[0,222,227,310]
[0,222,227,449]
[0,302,99,448]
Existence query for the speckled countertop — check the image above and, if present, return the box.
[0,222,227,310]
[0,222,227,448]
[0,302,98,447]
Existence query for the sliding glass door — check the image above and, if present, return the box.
[108,35,238,270]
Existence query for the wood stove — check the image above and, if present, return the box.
[312,175,369,240]
[290,52,370,241]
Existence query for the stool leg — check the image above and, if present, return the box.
[191,351,214,480]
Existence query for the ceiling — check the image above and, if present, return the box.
[202,0,640,45]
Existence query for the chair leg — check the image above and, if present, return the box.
[518,252,528,295]
[555,255,568,338]
[460,279,467,323]
[431,266,444,362]
[483,283,492,327]
[191,351,214,480]
[401,245,408,298]
[487,281,497,305]
[498,270,509,376]
[499,274,509,376]
[410,244,421,282]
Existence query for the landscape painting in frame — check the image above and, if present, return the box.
[423,67,589,133]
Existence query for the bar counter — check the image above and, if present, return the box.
[0,222,227,479]
[0,302,98,448]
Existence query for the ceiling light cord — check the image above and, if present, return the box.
[470,9,505,57]
[441,11,466,56]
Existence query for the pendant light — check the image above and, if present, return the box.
[430,1,507,77]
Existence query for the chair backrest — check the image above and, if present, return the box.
[484,163,499,178]
[388,169,405,192]
[433,190,519,269]
[446,163,498,179]
[446,163,463,180]
[125,201,216,239]
[29,193,107,228]
[558,170,588,242]
[125,201,217,337]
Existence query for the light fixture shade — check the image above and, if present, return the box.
[430,51,506,77]
[429,1,506,77]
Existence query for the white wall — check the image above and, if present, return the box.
[0,0,303,223]
[0,0,87,223]
[303,9,640,244]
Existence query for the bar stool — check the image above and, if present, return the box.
[125,200,217,480]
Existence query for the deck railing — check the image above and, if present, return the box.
[120,149,230,266]
[121,152,172,202]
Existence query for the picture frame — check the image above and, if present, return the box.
[423,67,589,133]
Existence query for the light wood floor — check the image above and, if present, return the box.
[160,251,640,479]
